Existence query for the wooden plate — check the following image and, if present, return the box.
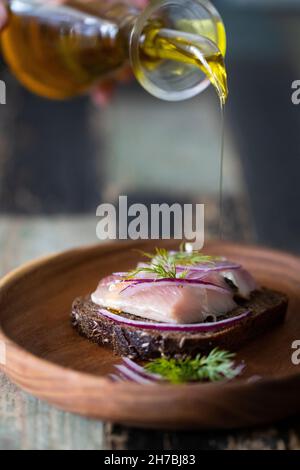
[0,240,300,429]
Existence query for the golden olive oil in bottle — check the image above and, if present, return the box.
[1,0,227,103]
[139,21,227,104]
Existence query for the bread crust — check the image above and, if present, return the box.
[71,288,288,360]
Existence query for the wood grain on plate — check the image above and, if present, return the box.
[0,240,300,429]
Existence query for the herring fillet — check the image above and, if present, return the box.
[91,275,237,324]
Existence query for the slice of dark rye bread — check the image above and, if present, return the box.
[71,288,288,360]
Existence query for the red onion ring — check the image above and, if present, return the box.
[122,357,163,381]
[108,373,123,383]
[97,307,252,332]
[114,364,155,384]
[114,261,240,280]
[110,357,245,385]
[119,277,230,296]
[176,262,241,273]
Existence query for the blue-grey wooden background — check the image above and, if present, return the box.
[1,0,300,450]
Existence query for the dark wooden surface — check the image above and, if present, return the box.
[105,420,300,450]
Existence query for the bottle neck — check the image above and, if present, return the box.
[129,0,227,102]
[61,1,140,56]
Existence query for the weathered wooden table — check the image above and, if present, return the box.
[0,216,300,450]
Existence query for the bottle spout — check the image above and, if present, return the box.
[140,26,228,103]
[130,0,227,102]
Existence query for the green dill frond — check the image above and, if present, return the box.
[126,247,178,279]
[137,246,221,267]
[145,348,241,384]
[126,245,222,280]
[170,249,221,266]
[126,263,177,279]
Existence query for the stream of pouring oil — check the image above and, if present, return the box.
[140,26,228,239]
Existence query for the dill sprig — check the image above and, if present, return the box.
[149,246,220,267]
[145,348,242,384]
[125,246,221,280]
[126,248,179,279]
[170,243,221,266]
[126,263,178,280]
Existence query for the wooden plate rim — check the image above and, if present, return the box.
[1,238,299,388]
